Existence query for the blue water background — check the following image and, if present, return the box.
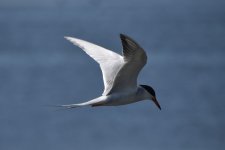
[0,0,225,149]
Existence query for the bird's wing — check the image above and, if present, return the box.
[65,37,124,95]
[106,34,147,95]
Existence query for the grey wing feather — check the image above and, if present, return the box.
[64,34,147,96]
[106,34,147,95]
[64,36,124,95]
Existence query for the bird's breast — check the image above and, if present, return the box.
[104,90,144,106]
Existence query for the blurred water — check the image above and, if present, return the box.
[0,0,225,150]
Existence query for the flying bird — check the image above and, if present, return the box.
[61,34,161,110]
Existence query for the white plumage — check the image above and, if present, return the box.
[60,34,161,110]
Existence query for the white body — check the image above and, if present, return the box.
[62,86,150,108]
[60,34,160,109]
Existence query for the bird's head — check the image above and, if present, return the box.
[140,85,161,110]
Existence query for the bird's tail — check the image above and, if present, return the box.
[46,103,87,111]
[52,96,107,109]
[56,103,88,109]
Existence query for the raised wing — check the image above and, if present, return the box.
[106,34,147,95]
[64,37,123,95]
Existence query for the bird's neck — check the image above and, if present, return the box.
[137,85,150,99]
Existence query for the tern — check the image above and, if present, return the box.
[61,34,161,110]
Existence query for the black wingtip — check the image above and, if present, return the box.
[120,33,128,39]
[120,33,137,43]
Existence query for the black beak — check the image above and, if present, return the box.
[152,96,161,110]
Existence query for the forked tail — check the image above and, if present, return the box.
[55,96,107,109]
[57,103,87,108]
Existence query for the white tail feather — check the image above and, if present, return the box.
[57,96,107,109]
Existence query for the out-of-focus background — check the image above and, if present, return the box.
[0,0,225,149]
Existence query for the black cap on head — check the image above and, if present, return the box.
[140,85,161,110]
[140,85,156,97]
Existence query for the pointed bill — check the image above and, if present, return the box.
[152,96,161,110]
